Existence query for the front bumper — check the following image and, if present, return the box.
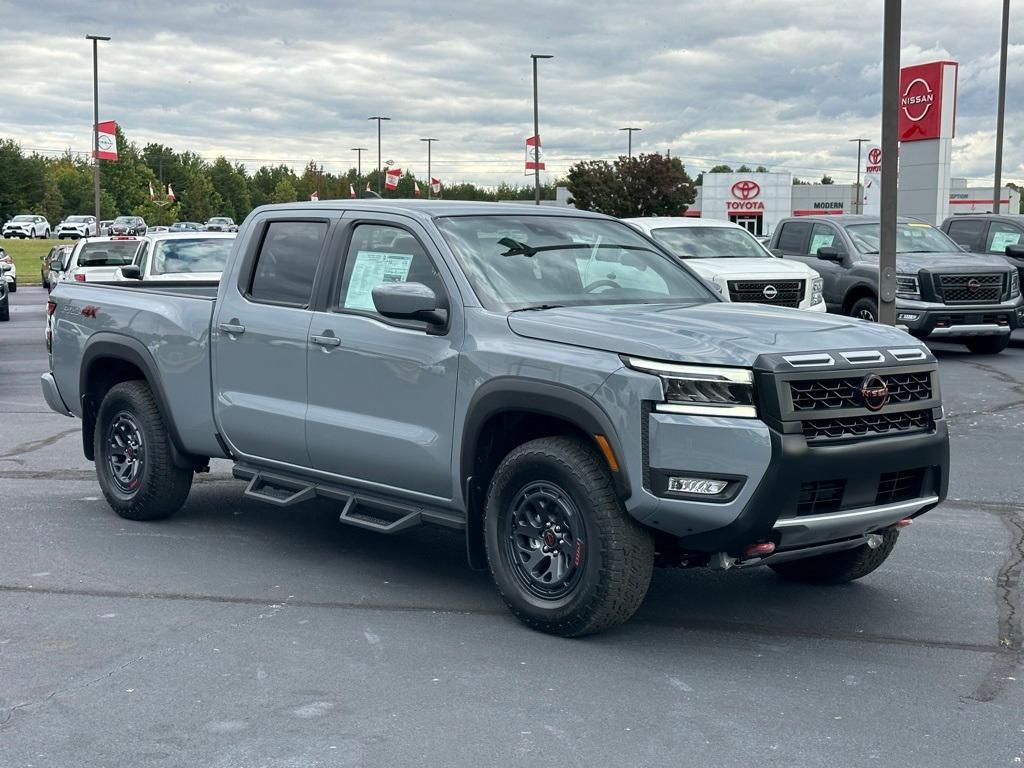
[895,297,1023,337]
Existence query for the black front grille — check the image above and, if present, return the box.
[802,409,934,442]
[728,280,805,308]
[935,273,1004,304]
[790,371,932,412]
[797,479,846,516]
[876,469,925,505]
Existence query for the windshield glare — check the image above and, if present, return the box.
[152,238,233,275]
[846,222,960,254]
[436,215,715,311]
[651,225,769,259]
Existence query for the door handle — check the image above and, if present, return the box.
[218,321,246,335]
[310,334,341,348]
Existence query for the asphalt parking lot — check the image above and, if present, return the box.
[1,285,1022,767]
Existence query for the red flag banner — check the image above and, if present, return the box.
[350,183,357,199]
[430,177,441,194]
[385,167,402,190]
[414,183,422,197]
[310,190,319,201]
[95,120,118,161]
[525,135,544,171]
[166,184,176,201]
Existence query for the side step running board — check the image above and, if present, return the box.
[243,472,316,506]
[338,497,422,534]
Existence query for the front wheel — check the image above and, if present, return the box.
[484,436,654,637]
[964,335,1010,355]
[8,279,15,293]
[94,380,193,521]
[769,530,899,585]
[848,296,878,323]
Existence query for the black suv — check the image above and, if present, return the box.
[108,216,147,236]
[769,215,1023,354]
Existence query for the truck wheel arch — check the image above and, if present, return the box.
[79,335,206,470]
[842,284,878,315]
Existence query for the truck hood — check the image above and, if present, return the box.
[507,302,916,367]
[685,258,819,281]
[864,251,1015,273]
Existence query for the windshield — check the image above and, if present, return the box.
[436,215,715,311]
[150,238,233,275]
[209,218,231,225]
[75,240,141,267]
[12,215,35,222]
[66,216,91,223]
[846,222,961,254]
[650,225,770,259]
[113,217,136,225]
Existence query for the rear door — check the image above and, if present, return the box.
[305,215,462,500]
[212,216,334,467]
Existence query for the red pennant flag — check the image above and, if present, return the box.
[149,182,155,200]
[385,167,402,190]
[430,177,441,194]
[310,190,319,201]
[350,183,357,199]
[365,181,372,192]
[414,183,422,197]
[166,184,176,201]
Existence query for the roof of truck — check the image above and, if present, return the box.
[253,199,606,220]
[776,214,922,225]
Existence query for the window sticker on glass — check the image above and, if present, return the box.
[343,251,414,310]
[809,233,835,252]
[990,231,1021,252]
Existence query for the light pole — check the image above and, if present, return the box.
[879,0,901,327]
[620,127,641,160]
[420,138,438,199]
[531,54,553,205]
[849,138,870,214]
[86,34,110,227]
[367,117,390,194]
[994,0,1010,213]
[350,147,367,188]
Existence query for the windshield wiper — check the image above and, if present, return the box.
[509,304,565,313]
[497,237,658,258]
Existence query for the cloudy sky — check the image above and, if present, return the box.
[1,0,1021,188]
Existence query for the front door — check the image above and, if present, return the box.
[212,218,333,466]
[306,216,462,501]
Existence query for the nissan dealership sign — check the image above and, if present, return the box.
[899,61,958,142]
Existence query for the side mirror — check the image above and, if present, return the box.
[1005,244,1024,259]
[817,246,842,261]
[48,256,64,270]
[119,264,142,280]
[769,248,784,258]
[372,282,448,328]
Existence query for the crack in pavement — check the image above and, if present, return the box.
[0,428,79,459]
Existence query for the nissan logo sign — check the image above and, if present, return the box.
[901,77,935,122]
[731,180,761,200]
[762,285,778,300]
[860,374,890,412]
[967,278,982,294]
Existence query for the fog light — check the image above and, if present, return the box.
[667,477,729,495]
[897,313,919,321]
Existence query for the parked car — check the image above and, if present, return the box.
[940,214,1024,283]
[61,236,144,283]
[0,263,10,321]
[0,245,15,291]
[44,200,950,637]
[99,220,114,236]
[769,215,1023,354]
[169,221,204,232]
[115,232,236,282]
[2,214,50,239]
[41,244,74,290]
[57,216,99,239]
[204,216,237,232]
[623,217,825,311]
[108,216,147,236]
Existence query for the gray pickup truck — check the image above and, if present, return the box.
[769,214,1023,354]
[43,201,949,636]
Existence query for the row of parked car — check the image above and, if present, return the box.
[1,215,238,240]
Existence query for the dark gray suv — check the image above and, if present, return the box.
[769,215,1023,354]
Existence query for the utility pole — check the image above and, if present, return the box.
[849,138,870,213]
[350,147,367,188]
[420,138,438,199]
[620,127,642,160]
[531,54,553,205]
[879,0,901,327]
[86,34,110,227]
[993,0,1010,213]
[367,117,390,194]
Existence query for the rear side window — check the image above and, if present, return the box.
[777,222,811,254]
[807,223,844,255]
[984,221,1023,254]
[945,218,986,250]
[249,221,328,306]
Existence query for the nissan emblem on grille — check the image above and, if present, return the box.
[967,278,981,294]
[762,285,778,300]
[860,374,890,411]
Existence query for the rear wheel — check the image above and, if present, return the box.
[94,381,192,521]
[848,296,878,323]
[769,530,899,585]
[964,335,1010,355]
[484,436,654,637]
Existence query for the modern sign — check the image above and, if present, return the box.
[899,61,958,142]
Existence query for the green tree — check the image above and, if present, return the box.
[820,174,835,185]
[180,172,223,222]
[208,156,251,219]
[566,154,695,217]
[707,164,734,174]
[272,178,297,203]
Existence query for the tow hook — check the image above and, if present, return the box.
[866,534,884,550]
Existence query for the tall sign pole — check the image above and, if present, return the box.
[420,138,438,199]
[350,147,367,187]
[368,117,390,195]
[530,54,553,205]
[86,34,110,227]
[849,138,869,213]
[993,0,1010,213]
[879,1,901,326]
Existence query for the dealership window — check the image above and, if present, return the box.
[776,222,811,255]
[945,218,987,251]
[984,221,1023,254]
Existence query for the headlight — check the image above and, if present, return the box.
[625,357,757,418]
[810,277,824,305]
[896,273,921,299]
[1010,270,1020,299]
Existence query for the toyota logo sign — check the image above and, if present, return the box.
[762,285,778,300]
[860,374,890,412]
[867,148,882,166]
[731,180,761,200]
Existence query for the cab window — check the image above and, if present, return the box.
[776,222,811,254]
[984,222,1023,254]
[945,218,986,251]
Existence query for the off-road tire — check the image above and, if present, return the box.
[484,436,654,637]
[849,296,878,323]
[964,335,1010,355]
[769,529,899,585]
[94,380,192,521]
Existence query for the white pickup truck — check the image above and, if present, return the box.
[624,217,825,311]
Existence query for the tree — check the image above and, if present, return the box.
[708,164,734,174]
[272,178,297,203]
[566,154,696,217]
[180,172,222,222]
[755,165,769,173]
[736,164,753,173]
[208,157,251,219]
[820,174,835,185]
[793,177,809,185]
